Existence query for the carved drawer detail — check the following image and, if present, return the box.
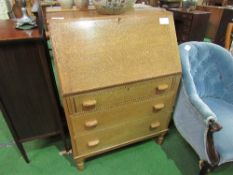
[66,76,176,114]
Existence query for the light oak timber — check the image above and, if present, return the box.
[74,129,168,162]
[225,23,233,50]
[49,7,181,170]
[73,111,172,155]
[69,93,175,136]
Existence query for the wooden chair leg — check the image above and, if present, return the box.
[199,160,212,175]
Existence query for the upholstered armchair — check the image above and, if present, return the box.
[174,42,233,175]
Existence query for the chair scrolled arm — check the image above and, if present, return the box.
[208,119,222,133]
[189,93,217,124]
[206,118,222,166]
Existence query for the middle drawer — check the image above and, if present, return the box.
[70,94,174,136]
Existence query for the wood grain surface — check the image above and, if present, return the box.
[49,8,181,96]
[48,7,181,170]
[0,20,40,42]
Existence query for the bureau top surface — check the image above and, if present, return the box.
[0,20,40,42]
[50,8,181,96]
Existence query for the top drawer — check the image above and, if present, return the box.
[173,12,193,21]
[66,75,177,114]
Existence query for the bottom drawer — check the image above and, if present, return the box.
[74,111,171,156]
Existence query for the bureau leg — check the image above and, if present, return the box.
[156,132,167,145]
[15,140,30,163]
[0,101,30,163]
[76,159,85,170]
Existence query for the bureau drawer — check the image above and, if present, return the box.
[74,111,170,156]
[66,75,177,114]
[70,94,174,136]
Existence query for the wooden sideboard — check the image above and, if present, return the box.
[49,7,181,170]
[168,8,210,43]
[197,5,233,46]
[203,0,233,6]
[159,0,181,9]
[0,17,67,162]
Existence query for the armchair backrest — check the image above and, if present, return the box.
[179,42,233,103]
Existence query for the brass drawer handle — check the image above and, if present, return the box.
[87,139,100,147]
[82,100,97,108]
[150,122,160,129]
[153,103,165,111]
[157,84,169,91]
[85,119,98,128]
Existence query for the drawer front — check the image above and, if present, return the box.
[183,20,192,28]
[182,27,190,34]
[181,13,193,20]
[74,111,170,156]
[174,12,193,21]
[70,94,174,136]
[66,75,177,114]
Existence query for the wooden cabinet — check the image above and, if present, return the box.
[136,0,160,6]
[168,8,210,43]
[197,5,233,46]
[159,0,181,9]
[0,19,67,162]
[49,7,181,170]
[204,0,233,6]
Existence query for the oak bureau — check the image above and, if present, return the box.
[49,6,181,170]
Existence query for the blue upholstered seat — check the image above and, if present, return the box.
[174,42,233,167]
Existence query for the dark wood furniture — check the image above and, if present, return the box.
[202,0,233,6]
[168,8,211,43]
[159,0,181,9]
[0,18,67,163]
[197,5,233,46]
[135,0,160,6]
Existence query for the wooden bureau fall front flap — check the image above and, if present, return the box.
[49,7,181,170]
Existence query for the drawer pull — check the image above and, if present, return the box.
[85,119,98,128]
[150,122,160,129]
[87,139,100,147]
[153,103,165,111]
[157,84,169,91]
[82,100,97,108]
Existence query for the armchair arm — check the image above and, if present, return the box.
[183,84,222,166]
[179,43,222,165]
[189,93,217,124]
[206,119,222,166]
[184,73,223,166]
[186,87,222,165]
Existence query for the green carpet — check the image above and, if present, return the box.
[1,48,233,174]
[1,111,233,175]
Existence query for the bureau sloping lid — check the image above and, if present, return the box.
[50,8,181,96]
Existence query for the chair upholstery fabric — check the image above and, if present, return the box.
[174,41,233,165]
